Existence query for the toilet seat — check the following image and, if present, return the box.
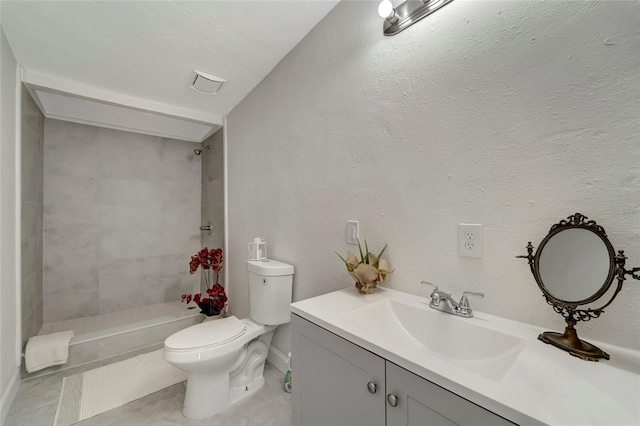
[165,316,247,352]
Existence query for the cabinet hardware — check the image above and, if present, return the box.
[387,393,398,407]
[367,382,377,394]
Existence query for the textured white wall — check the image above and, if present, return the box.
[1,26,19,420]
[226,0,640,358]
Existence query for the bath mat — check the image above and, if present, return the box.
[53,349,187,426]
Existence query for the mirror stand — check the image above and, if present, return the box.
[539,319,610,361]
[518,213,639,362]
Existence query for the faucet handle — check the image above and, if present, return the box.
[421,281,438,292]
[421,281,441,306]
[460,291,484,306]
[458,292,484,317]
[462,291,484,299]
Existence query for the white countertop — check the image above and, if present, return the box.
[290,286,640,426]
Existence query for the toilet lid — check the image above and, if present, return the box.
[165,316,246,351]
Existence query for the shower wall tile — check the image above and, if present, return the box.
[43,228,99,266]
[100,227,164,261]
[163,273,200,302]
[21,201,41,240]
[100,204,162,229]
[162,205,200,230]
[21,163,43,204]
[98,256,163,293]
[44,290,99,322]
[98,178,162,207]
[200,130,225,289]
[44,174,98,205]
[21,270,43,319]
[161,229,200,257]
[99,285,165,314]
[21,237,41,280]
[43,119,99,178]
[43,201,100,229]
[204,177,224,207]
[43,120,201,321]
[42,262,99,297]
[97,128,162,180]
[162,180,200,206]
[21,300,43,349]
[21,87,45,348]
[161,138,202,183]
[161,253,191,278]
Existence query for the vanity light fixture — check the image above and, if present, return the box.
[378,0,454,36]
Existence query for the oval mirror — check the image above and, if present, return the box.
[536,227,614,303]
[518,213,639,361]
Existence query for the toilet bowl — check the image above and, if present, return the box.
[163,259,294,419]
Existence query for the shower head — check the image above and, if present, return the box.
[194,145,211,156]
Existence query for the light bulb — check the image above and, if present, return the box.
[377,0,395,19]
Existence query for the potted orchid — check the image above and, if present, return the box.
[181,247,227,316]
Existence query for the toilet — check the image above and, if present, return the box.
[163,259,294,420]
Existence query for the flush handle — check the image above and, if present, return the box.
[387,393,398,407]
[367,382,377,394]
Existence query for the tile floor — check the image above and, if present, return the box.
[6,361,291,426]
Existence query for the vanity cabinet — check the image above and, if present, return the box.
[292,314,514,426]
[291,313,385,426]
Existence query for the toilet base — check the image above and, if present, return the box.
[183,370,231,420]
[179,324,276,420]
[230,375,266,406]
[181,361,268,419]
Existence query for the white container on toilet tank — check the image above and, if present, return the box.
[248,259,294,325]
[248,238,267,260]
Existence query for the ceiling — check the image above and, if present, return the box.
[1,0,339,141]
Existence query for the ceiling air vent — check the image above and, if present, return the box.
[191,70,226,94]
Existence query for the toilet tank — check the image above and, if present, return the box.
[247,259,294,325]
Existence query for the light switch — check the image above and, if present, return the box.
[347,220,359,245]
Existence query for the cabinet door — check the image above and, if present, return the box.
[292,314,385,426]
[386,362,515,426]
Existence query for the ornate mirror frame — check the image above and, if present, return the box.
[518,213,639,361]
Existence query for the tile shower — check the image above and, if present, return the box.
[21,93,224,376]
[42,119,202,321]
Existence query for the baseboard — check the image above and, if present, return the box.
[1,366,20,424]
[267,345,289,375]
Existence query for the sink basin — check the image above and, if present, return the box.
[343,299,525,381]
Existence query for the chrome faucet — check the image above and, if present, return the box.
[420,281,484,318]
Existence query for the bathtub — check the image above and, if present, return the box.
[23,301,203,379]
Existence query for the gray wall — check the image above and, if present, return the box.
[226,0,640,359]
[200,129,225,289]
[43,120,201,322]
[21,87,44,347]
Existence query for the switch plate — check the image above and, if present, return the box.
[459,224,483,258]
[347,220,359,245]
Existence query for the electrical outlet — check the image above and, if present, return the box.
[347,220,359,245]
[459,224,482,258]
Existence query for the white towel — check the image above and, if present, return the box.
[25,330,74,373]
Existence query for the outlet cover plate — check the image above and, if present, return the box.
[347,220,359,245]
[459,223,483,258]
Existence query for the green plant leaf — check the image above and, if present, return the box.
[357,238,365,264]
[373,243,388,267]
[364,240,370,264]
[335,252,355,271]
